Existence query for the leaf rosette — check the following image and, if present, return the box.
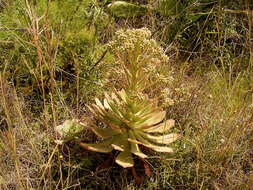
[80,90,180,168]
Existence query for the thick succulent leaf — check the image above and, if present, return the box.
[130,142,148,158]
[80,138,113,153]
[145,111,166,125]
[111,92,120,103]
[100,101,134,130]
[128,131,141,144]
[93,102,113,117]
[134,102,158,118]
[135,111,166,128]
[130,108,160,128]
[91,126,121,138]
[131,131,174,153]
[118,89,127,103]
[134,102,152,115]
[115,149,134,168]
[130,102,143,115]
[109,123,125,132]
[105,92,120,105]
[111,134,128,151]
[55,119,85,141]
[128,131,148,158]
[103,97,124,119]
[95,98,104,109]
[143,119,175,133]
[140,132,180,144]
[87,105,97,115]
[89,104,105,117]
[147,144,173,153]
[92,94,123,122]
[104,113,125,127]
[103,98,111,109]
[91,104,125,128]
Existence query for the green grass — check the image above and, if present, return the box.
[0,0,252,189]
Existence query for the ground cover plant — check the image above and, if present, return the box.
[0,0,252,189]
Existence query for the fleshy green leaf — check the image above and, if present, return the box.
[95,98,104,109]
[143,119,175,133]
[105,92,120,105]
[91,126,121,138]
[128,131,148,158]
[80,139,113,153]
[135,110,166,128]
[91,103,125,128]
[115,149,134,168]
[118,89,127,103]
[140,132,180,144]
[130,142,148,158]
[147,144,173,153]
[103,98,111,109]
[55,119,85,141]
[134,102,157,118]
[133,132,174,153]
[103,94,124,119]
[111,134,128,151]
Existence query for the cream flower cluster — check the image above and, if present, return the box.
[107,28,168,65]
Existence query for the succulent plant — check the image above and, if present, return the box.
[55,28,180,169]
[55,119,85,144]
[79,89,180,168]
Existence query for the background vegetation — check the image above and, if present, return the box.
[0,0,252,189]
